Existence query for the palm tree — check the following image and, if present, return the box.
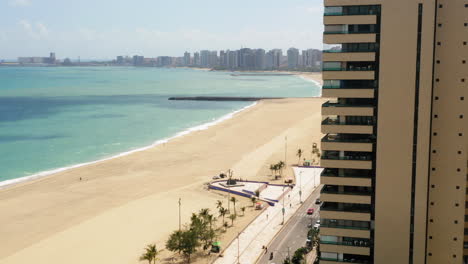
[140,244,159,264]
[199,208,210,220]
[278,161,285,177]
[296,148,303,166]
[229,214,237,226]
[241,206,246,216]
[223,221,229,231]
[230,197,238,215]
[250,196,257,207]
[219,207,227,224]
[139,252,152,264]
[216,200,223,209]
[269,164,275,176]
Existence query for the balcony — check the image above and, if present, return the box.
[322,102,374,117]
[323,52,375,63]
[320,202,371,221]
[321,134,373,152]
[320,240,371,256]
[319,257,371,264]
[320,185,372,204]
[324,15,377,26]
[320,226,371,239]
[322,86,375,98]
[321,151,373,170]
[321,117,374,134]
[321,168,372,187]
[323,70,375,80]
[324,6,381,17]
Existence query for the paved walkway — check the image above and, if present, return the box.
[213,167,322,264]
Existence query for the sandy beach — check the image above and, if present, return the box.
[0,96,325,264]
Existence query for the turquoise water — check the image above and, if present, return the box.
[0,67,320,184]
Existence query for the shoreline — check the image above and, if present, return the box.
[0,70,322,191]
[0,102,258,190]
[0,97,326,264]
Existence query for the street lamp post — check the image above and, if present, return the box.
[282,186,285,225]
[237,232,241,264]
[178,198,181,231]
[299,171,303,203]
[284,136,288,167]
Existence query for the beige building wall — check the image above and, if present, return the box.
[320,1,466,263]
[426,1,468,263]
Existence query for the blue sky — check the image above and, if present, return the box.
[0,0,324,60]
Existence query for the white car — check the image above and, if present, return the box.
[313,223,320,229]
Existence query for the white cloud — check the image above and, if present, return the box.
[9,0,31,7]
[18,20,49,39]
[37,23,49,36]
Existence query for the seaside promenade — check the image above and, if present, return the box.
[213,167,321,264]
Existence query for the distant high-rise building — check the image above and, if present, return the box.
[183,52,191,66]
[48,53,56,64]
[238,48,252,69]
[226,50,238,69]
[254,49,266,70]
[287,47,300,69]
[132,55,144,66]
[157,56,172,67]
[116,56,124,64]
[200,50,210,67]
[209,51,218,67]
[193,52,200,66]
[219,50,227,67]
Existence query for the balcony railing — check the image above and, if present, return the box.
[321,135,374,143]
[321,188,372,196]
[324,10,380,17]
[323,48,377,53]
[321,203,371,213]
[322,102,375,108]
[324,30,378,35]
[321,223,370,231]
[321,169,373,178]
[320,240,371,247]
[321,155,373,161]
[322,118,374,126]
[323,67,375,71]
[322,85,376,89]
[319,257,371,263]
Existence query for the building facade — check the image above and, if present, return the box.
[319,0,467,264]
[183,52,191,66]
[287,47,300,69]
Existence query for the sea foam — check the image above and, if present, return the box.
[0,102,257,189]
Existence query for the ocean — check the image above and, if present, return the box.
[0,67,320,186]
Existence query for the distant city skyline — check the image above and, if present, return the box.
[0,0,324,60]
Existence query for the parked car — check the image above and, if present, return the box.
[307,208,314,215]
[313,223,320,230]
[315,198,321,205]
[212,175,220,180]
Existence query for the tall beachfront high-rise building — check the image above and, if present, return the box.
[200,50,210,67]
[183,52,191,66]
[319,1,467,264]
[193,52,200,66]
[287,47,300,69]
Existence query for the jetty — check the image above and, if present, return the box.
[168,96,285,101]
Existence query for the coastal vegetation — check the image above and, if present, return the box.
[139,244,160,264]
[270,160,286,179]
[152,194,261,263]
[296,148,303,165]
